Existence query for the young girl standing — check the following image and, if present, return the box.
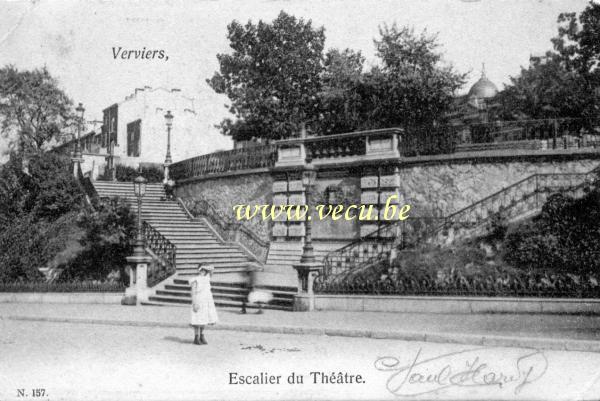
[190,263,218,345]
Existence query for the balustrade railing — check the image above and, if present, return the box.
[181,197,269,263]
[170,145,277,181]
[168,119,598,181]
[304,133,367,159]
[320,165,600,284]
[142,221,177,287]
[465,118,600,150]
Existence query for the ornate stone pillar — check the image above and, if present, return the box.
[359,165,403,237]
[124,254,152,305]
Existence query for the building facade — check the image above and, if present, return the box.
[56,86,233,178]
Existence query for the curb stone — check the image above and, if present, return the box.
[6,315,600,353]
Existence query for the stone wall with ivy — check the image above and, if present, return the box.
[399,158,599,217]
[175,173,273,242]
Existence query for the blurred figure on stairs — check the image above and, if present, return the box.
[241,262,271,314]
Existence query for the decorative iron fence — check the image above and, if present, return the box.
[314,269,600,298]
[170,145,277,181]
[465,118,600,149]
[142,221,177,287]
[181,197,268,263]
[0,281,125,292]
[322,217,442,279]
[398,126,458,156]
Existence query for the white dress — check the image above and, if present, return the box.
[190,275,218,325]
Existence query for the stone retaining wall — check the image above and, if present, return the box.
[174,151,600,243]
[401,158,599,217]
[175,172,273,242]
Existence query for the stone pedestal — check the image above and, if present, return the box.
[163,162,171,183]
[292,262,322,311]
[125,254,153,305]
[71,157,84,178]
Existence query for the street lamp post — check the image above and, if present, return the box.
[71,103,85,177]
[163,110,174,182]
[125,175,151,305]
[132,175,147,257]
[300,161,317,264]
[292,155,322,311]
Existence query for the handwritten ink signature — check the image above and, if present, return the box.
[374,347,548,397]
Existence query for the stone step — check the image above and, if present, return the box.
[169,241,224,246]
[168,238,221,244]
[167,280,295,302]
[144,296,292,310]
[98,192,165,198]
[177,255,249,263]
[139,208,186,213]
[168,236,218,241]
[177,253,248,260]
[176,250,245,257]
[162,232,214,237]
[156,226,209,231]
[169,242,225,247]
[177,261,250,269]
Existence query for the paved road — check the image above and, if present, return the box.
[3,303,600,342]
[1,319,600,401]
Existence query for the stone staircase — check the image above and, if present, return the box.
[93,181,295,310]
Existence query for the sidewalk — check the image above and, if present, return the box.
[2,302,600,352]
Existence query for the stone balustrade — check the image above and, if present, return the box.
[274,128,402,168]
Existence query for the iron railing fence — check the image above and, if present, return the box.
[314,270,600,298]
[0,281,125,292]
[181,197,269,263]
[170,145,277,181]
[142,221,177,287]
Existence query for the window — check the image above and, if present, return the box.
[127,120,141,157]
[102,104,118,147]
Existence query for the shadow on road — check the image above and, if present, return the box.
[163,336,193,344]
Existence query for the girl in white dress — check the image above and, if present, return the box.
[190,264,218,345]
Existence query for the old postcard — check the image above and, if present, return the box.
[1,0,600,400]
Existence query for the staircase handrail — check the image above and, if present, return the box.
[142,221,177,287]
[438,166,600,229]
[179,196,269,263]
[322,164,600,280]
[75,163,98,209]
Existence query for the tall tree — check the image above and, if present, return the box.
[318,48,366,134]
[495,53,588,120]
[208,11,325,141]
[498,2,600,120]
[368,24,466,129]
[0,66,74,154]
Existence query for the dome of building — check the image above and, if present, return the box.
[468,70,498,99]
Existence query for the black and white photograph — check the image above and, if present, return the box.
[2,0,600,399]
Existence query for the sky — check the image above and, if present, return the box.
[0,0,592,157]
